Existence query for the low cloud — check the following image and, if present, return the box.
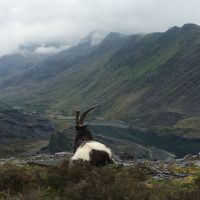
[0,0,200,56]
[35,46,63,54]
[34,45,70,54]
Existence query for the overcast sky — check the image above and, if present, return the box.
[0,0,200,56]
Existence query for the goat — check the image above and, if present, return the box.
[71,105,113,166]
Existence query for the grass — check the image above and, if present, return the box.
[174,117,200,129]
[0,139,49,158]
[0,160,200,200]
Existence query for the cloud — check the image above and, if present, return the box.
[34,46,62,54]
[34,45,70,54]
[0,0,200,56]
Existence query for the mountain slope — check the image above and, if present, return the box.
[0,109,53,142]
[0,24,200,132]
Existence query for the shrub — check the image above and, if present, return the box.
[0,164,31,193]
[194,175,200,188]
[0,160,200,200]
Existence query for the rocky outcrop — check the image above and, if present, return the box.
[0,109,53,143]
[1,152,200,180]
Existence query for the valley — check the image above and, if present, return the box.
[0,23,200,160]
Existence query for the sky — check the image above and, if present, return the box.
[0,0,200,56]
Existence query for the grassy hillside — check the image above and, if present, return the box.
[0,24,200,136]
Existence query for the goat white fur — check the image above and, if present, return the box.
[71,141,112,161]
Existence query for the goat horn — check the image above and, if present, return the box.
[76,110,80,126]
[78,104,99,125]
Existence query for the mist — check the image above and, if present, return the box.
[0,0,200,56]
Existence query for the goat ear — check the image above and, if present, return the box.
[78,104,99,125]
[76,110,80,126]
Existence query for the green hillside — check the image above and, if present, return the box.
[0,24,200,136]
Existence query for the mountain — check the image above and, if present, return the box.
[0,23,200,138]
[0,53,51,84]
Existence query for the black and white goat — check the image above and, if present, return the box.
[71,106,113,166]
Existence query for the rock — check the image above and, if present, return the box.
[183,154,192,160]
[27,159,64,167]
[194,161,200,167]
